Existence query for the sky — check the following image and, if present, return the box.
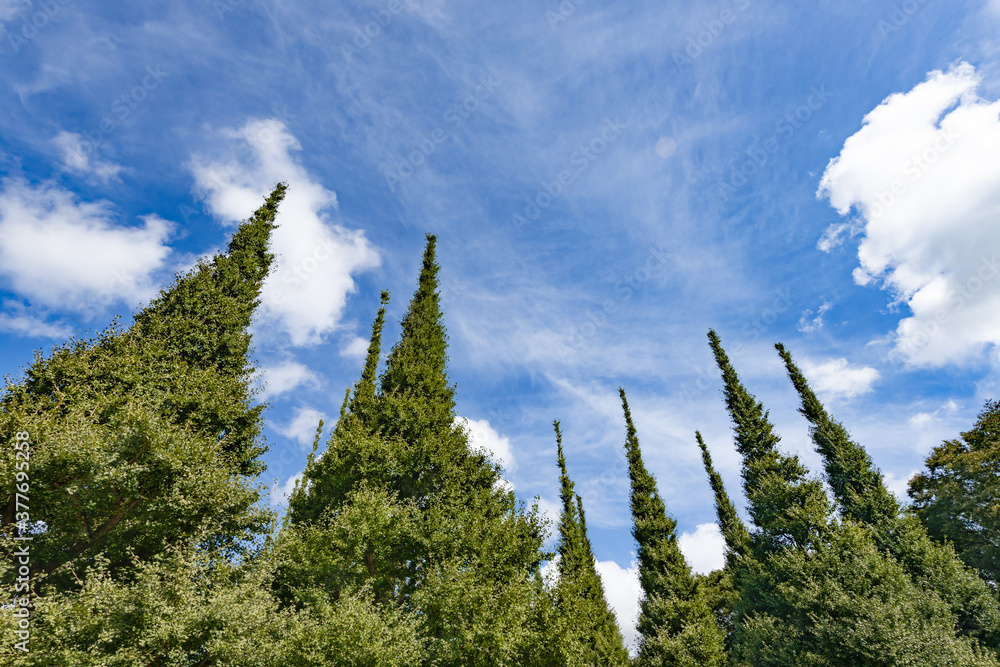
[2,0,1000,651]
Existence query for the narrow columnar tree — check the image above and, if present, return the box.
[776,343,1000,652]
[707,331,831,556]
[620,388,726,666]
[553,421,630,666]
[282,235,554,666]
[695,431,750,569]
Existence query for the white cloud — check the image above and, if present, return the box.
[270,470,304,507]
[0,302,71,339]
[818,62,1000,366]
[678,523,726,575]
[191,119,380,346]
[0,178,172,314]
[341,335,371,360]
[800,357,880,399]
[595,559,642,656]
[52,131,123,183]
[456,416,517,474]
[279,406,328,450]
[798,300,833,333]
[882,469,918,502]
[257,360,321,401]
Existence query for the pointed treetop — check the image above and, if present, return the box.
[696,431,750,565]
[619,387,677,555]
[620,388,727,666]
[349,290,390,420]
[554,419,582,566]
[379,234,455,439]
[775,342,898,526]
[708,330,830,553]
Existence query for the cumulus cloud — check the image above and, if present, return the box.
[818,62,1000,366]
[678,523,726,575]
[191,118,380,346]
[279,406,328,449]
[595,559,642,655]
[0,178,171,314]
[257,360,321,401]
[456,416,517,474]
[52,131,123,183]
[800,357,880,399]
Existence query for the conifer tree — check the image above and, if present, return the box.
[695,431,749,568]
[1,185,286,589]
[706,330,831,555]
[553,421,629,666]
[910,399,1000,585]
[776,343,1000,652]
[620,388,726,666]
[282,235,554,666]
[705,330,1000,666]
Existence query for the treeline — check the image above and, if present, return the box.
[1,185,998,665]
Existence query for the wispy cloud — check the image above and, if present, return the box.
[52,131,123,183]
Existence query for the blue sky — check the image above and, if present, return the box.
[3,0,1000,649]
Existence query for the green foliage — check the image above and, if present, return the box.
[1,532,422,666]
[707,331,832,557]
[283,234,555,665]
[621,389,727,666]
[0,186,286,591]
[706,330,1000,666]
[778,344,1000,651]
[552,421,630,666]
[910,399,1000,586]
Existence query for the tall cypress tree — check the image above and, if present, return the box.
[553,421,629,666]
[776,343,1000,652]
[620,388,726,666]
[1,185,287,588]
[695,431,750,568]
[705,330,1000,666]
[282,235,554,666]
[707,330,831,555]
